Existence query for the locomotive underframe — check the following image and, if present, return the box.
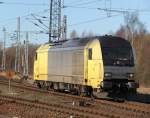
[100,79,139,93]
[35,78,139,97]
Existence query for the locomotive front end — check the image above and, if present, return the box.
[99,36,139,92]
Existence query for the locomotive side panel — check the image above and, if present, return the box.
[84,39,104,88]
[38,52,48,81]
[48,47,84,85]
[34,45,50,81]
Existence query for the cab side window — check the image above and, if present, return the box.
[35,53,37,60]
[88,48,92,60]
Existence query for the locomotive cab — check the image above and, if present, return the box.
[99,36,139,93]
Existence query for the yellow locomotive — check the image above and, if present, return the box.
[34,36,139,95]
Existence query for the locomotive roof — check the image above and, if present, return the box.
[52,35,131,48]
[99,35,131,48]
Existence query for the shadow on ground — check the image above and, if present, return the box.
[125,93,150,104]
[106,92,150,104]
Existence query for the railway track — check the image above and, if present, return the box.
[0,78,149,118]
[0,95,120,118]
[95,99,150,118]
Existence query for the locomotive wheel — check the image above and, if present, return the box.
[37,82,42,88]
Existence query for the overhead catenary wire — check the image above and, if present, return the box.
[32,14,49,19]
[0,9,50,35]
[63,5,150,13]
[0,5,149,27]
[25,19,48,33]
[31,14,49,29]
[26,13,121,33]
[0,9,49,33]
[0,0,100,6]
[68,13,121,27]
[1,9,145,35]
[65,0,91,6]
[0,1,49,6]
[67,0,100,6]
[26,13,121,34]
[63,0,101,9]
[25,18,49,21]
[0,0,150,39]
[0,9,49,24]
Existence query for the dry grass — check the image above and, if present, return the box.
[137,87,150,94]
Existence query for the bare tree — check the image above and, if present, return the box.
[81,30,87,38]
[0,42,3,68]
[81,30,94,38]
[116,14,150,86]
[116,25,126,38]
[87,31,94,37]
[125,12,147,43]
[70,30,78,39]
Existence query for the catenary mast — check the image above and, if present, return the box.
[49,0,62,42]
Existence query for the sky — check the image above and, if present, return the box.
[0,0,150,46]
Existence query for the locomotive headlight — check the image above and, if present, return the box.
[104,72,112,77]
[127,73,134,78]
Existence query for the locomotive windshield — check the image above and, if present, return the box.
[102,47,134,66]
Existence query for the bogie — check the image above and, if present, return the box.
[35,80,93,96]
